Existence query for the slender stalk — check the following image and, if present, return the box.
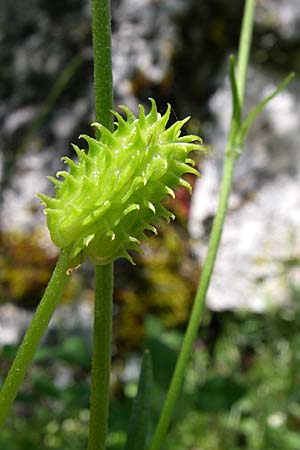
[236,0,256,103]
[88,1,114,449]
[147,1,256,449]
[0,251,71,427]
[88,265,113,450]
[91,0,113,134]
[147,142,237,450]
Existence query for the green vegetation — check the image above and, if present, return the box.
[1,300,300,449]
[0,0,298,448]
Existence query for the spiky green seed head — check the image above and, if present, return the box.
[38,99,204,265]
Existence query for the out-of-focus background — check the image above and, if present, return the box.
[0,0,300,449]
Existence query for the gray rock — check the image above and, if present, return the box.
[0,300,93,347]
[111,0,186,109]
[256,0,300,40]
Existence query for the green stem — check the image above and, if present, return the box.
[88,1,114,449]
[148,152,237,450]
[88,265,113,450]
[236,0,256,104]
[0,251,71,427]
[147,1,256,449]
[91,0,113,134]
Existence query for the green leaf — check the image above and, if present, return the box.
[195,376,246,412]
[227,55,242,152]
[33,375,61,399]
[33,345,56,362]
[1,344,18,360]
[145,338,177,389]
[228,55,241,128]
[56,336,91,369]
[124,350,153,450]
[237,72,295,148]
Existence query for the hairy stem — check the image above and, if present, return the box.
[0,251,71,427]
[91,0,113,134]
[147,1,256,449]
[88,265,113,450]
[88,1,114,449]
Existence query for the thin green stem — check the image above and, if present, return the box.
[236,0,256,104]
[88,1,114,449]
[147,1,256,449]
[88,265,113,450]
[91,0,113,134]
[148,153,237,450]
[0,251,71,427]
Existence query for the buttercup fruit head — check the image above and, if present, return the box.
[38,99,204,265]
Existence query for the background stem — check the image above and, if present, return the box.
[0,251,71,427]
[237,0,256,103]
[88,1,114,449]
[147,1,256,449]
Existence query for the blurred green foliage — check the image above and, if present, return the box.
[1,219,300,449]
[1,211,299,449]
[2,298,300,449]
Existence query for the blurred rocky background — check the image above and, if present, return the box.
[0,0,300,449]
